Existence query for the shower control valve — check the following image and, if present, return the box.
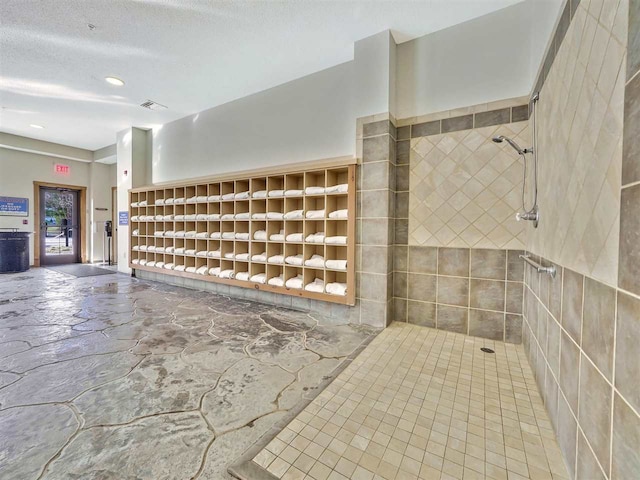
[515,207,539,228]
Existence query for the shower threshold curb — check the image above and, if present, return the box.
[227,329,379,479]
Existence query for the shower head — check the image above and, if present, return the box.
[492,135,526,155]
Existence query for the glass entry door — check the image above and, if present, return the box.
[40,187,81,265]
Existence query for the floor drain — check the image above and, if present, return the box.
[481,347,495,353]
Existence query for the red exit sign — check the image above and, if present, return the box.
[55,163,70,175]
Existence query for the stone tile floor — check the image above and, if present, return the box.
[0,268,377,479]
[252,323,570,480]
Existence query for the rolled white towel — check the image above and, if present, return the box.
[305,254,325,268]
[186,196,198,204]
[266,212,284,220]
[195,232,208,239]
[185,231,196,238]
[196,195,208,202]
[252,252,267,262]
[268,254,284,264]
[196,214,208,221]
[224,252,235,259]
[325,259,347,270]
[328,209,348,219]
[285,254,304,266]
[268,190,285,197]
[146,261,156,267]
[132,258,140,264]
[196,266,209,275]
[164,263,175,270]
[165,246,175,254]
[252,190,267,198]
[306,209,325,219]
[234,191,250,200]
[164,198,174,205]
[235,252,250,261]
[326,282,347,296]
[221,213,235,220]
[175,215,185,221]
[284,210,304,220]
[286,233,304,242]
[185,214,197,221]
[207,213,220,220]
[133,245,140,251]
[174,198,185,204]
[185,249,197,255]
[326,236,347,245]
[147,246,156,252]
[253,230,268,240]
[131,202,139,207]
[268,274,285,287]
[209,267,221,276]
[155,215,163,221]
[208,195,220,202]
[219,269,235,279]
[210,232,222,239]
[236,271,250,281]
[305,278,325,293]
[222,232,236,239]
[139,245,148,251]
[163,214,174,221]
[208,250,221,258]
[186,266,197,273]
[139,200,148,206]
[139,259,148,266]
[156,247,165,253]
[285,275,304,289]
[270,229,285,242]
[175,247,185,254]
[221,192,235,200]
[131,216,139,222]
[252,212,267,219]
[132,229,139,236]
[326,184,348,194]
[155,199,165,206]
[154,231,165,237]
[284,189,303,197]
[196,250,208,257]
[235,212,250,220]
[305,232,325,243]
[250,273,267,284]
[305,186,325,195]
[155,261,165,269]
[235,232,250,240]
[164,230,175,237]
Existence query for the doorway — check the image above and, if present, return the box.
[38,186,81,265]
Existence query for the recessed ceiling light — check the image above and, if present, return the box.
[30,124,44,129]
[105,76,125,86]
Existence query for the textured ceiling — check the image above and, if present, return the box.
[0,0,523,151]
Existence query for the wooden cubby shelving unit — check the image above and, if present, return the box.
[129,161,356,305]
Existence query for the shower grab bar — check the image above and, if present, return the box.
[520,254,556,278]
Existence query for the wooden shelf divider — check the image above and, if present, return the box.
[129,163,356,305]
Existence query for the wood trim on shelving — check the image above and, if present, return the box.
[128,162,356,306]
[130,155,357,192]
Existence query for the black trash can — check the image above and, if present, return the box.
[0,229,31,273]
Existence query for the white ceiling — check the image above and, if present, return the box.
[0,0,523,151]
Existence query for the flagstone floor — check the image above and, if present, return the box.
[0,268,377,479]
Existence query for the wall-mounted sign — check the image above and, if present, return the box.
[118,211,129,226]
[54,163,70,175]
[0,196,29,216]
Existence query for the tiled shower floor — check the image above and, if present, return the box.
[250,323,569,480]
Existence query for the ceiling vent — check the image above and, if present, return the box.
[140,100,167,111]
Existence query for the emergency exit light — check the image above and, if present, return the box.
[55,163,70,175]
